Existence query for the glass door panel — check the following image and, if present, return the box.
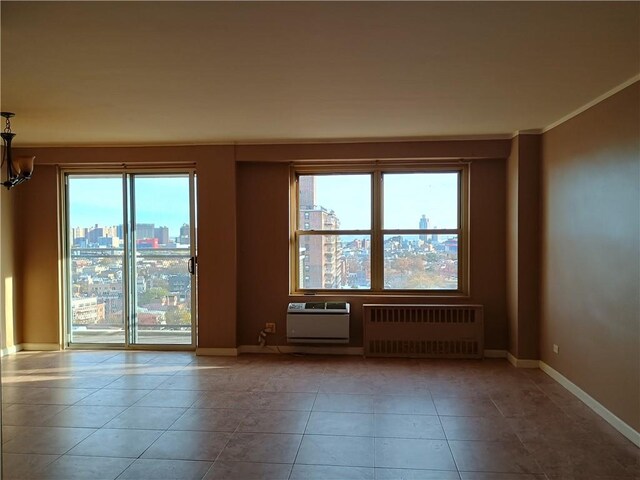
[65,171,196,349]
[67,175,126,345]
[130,174,194,346]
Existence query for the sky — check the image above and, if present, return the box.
[68,175,190,238]
[68,171,459,240]
[310,172,459,230]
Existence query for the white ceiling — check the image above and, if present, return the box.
[1,1,639,146]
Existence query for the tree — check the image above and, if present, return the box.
[138,287,169,305]
[165,307,191,325]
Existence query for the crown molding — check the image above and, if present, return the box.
[15,134,514,149]
[542,74,640,134]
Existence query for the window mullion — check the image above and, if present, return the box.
[292,166,466,294]
[372,170,382,291]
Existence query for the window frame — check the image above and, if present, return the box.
[290,161,470,296]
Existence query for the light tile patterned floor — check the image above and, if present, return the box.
[1,351,637,479]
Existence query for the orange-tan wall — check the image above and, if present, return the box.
[15,166,61,346]
[14,140,510,350]
[1,186,21,351]
[541,82,640,430]
[507,137,520,355]
[236,157,508,348]
[12,145,238,349]
[507,133,541,360]
[516,135,541,359]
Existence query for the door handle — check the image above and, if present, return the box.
[188,256,197,275]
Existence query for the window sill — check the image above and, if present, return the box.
[289,290,471,299]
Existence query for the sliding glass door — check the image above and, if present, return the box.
[64,171,197,349]
[67,175,127,345]
[130,175,194,345]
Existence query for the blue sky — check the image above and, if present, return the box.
[312,172,458,230]
[68,175,190,238]
[68,171,458,239]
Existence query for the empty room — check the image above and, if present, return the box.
[0,2,638,479]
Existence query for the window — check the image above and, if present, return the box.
[291,164,467,293]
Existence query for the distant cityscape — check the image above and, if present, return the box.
[72,223,191,249]
[299,177,458,290]
[69,179,458,339]
[69,222,192,341]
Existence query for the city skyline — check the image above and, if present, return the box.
[312,172,459,230]
[71,222,190,246]
[299,175,458,290]
[68,173,458,240]
[67,175,191,239]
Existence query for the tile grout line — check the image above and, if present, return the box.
[198,386,250,480]
[3,353,638,479]
[287,383,320,479]
[427,386,463,477]
[112,358,209,479]
[51,355,194,477]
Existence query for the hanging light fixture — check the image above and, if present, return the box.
[1,112,35,190]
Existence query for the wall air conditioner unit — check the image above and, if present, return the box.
[287,302,350,344]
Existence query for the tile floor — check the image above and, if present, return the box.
[0,351,637,480]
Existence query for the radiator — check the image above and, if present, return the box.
[363,304,484,358]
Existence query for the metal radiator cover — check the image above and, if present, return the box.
[363,304,484,358]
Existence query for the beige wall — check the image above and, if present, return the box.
[234,139,511,162]
[4,89,637,437]
[236,157,508,348]
[196,154,237,349]
[541,82,640,430]
[15,166,61,346]
[507,133,541,359]
[1,186,21,351]
[12,145,238,349]
[507,136,520,355]
[517,135,541,359]
[11,95,639,438]
[14,140,510,350]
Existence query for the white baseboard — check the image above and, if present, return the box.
[1,344,23,357]
[483,349,507,358]
[195,348,238,356]
[238,344,364,356]
[506,352,540,368]
[21,343,60,351]
[540,361,640,448]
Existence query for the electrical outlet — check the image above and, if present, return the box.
[553,344,559,354]
[265,323,276,334]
